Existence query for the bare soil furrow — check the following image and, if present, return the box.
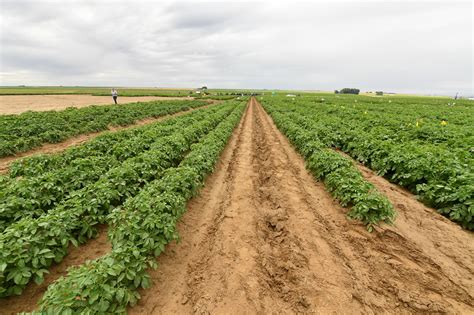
[127,97,474,314]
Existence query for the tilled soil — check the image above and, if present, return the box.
[129,98,474,314]
[0,95,194,115]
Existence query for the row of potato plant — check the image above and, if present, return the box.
[300,94,473,150]
[267,95,472,230]
[0,102,238,297]
[0,106,223,231]
[0,99,206,157]
[261,99,395,231]
[8,105,208,179]
[35,102,246,313]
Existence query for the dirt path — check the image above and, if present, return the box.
[0,103,215,174]
[0,225,111,315]
[352,156,474,297]
[128,98,474,314]
[0,95,195,115]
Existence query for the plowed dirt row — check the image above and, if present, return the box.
[128,98,474,314]
[0,103,216,174]
[338,149,474,294]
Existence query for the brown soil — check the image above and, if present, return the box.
[0,225,111,315]
[0,95,195,115]
[347,152,474,298]
[0,103,214,174]
[129,98,474,314]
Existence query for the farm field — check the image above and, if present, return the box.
[0,95,195,115]
[0,99,245,312]
[0,87,194,96]
[0,102,215,175]
[259,94,473,229]
[127,97,473,314]
[0,99,210,158]
[0,96,473,314]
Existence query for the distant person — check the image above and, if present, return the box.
[111,88,118,104]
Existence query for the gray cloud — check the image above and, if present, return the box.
[0,0,472,95]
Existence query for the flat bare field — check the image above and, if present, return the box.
[0,94,194,115]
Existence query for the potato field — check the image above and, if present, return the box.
[0,94,472,314]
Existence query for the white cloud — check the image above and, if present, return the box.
[0,0,472,95]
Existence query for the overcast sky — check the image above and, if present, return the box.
[0,0,472,95]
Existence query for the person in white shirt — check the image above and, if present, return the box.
[111,88,118,104]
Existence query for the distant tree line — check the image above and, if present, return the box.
[334,88,360,95]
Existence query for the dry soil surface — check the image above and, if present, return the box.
[128,98,474,314]
[0,95,194,115]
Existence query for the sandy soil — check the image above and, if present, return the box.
[0,95,194,115]
[0,103,214,174]
[128,98,474,314]
[0,225,111,315]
